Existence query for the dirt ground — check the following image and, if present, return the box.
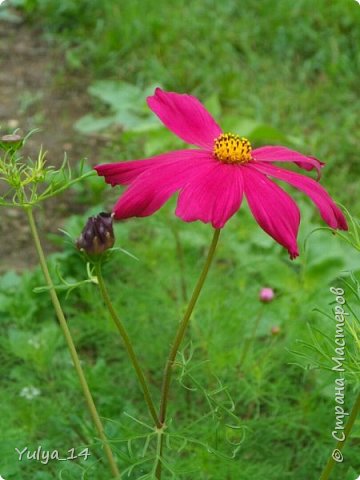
[0,16,104,272]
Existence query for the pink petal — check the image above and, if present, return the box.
[252,162,348,230]
[147,88,222,150]
[242,166,300,259]
[113,151,215,219]
[95,149,206,186]
[176,163,244,228]
[252,146,324,178]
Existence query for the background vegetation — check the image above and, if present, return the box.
[1,0,359,478]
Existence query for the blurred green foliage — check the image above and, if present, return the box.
[1,0,360,478]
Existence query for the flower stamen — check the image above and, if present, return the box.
[213,133,252,164]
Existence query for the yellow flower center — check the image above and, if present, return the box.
[213,133,252,164]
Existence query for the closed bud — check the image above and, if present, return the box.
[76,212,115,255]
[0,134,24,153]
[259,287,275,303]
[271,326,281,336]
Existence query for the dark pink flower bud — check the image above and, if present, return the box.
[76,212,115,255]
[259,287,275,303]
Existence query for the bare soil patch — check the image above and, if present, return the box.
[0,17,103,271]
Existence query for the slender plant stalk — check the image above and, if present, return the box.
[155,228,221,479]
[25,207,120,479]
[154,428,165,477]
[238,305,265,367]
[169,221,188,303]
[95,263,161,428]
[319,391,360,480]
[169,221,193,414]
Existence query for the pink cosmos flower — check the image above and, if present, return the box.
[95,88,347,259]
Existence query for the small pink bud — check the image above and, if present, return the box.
[259,287,275,303]
[271,326,281,336]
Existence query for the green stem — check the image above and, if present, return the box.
[95,263,161,429]
[238,306,264,367]
[25,207,120,479]
[169,221,188,303]
[319,391,360,480]
[158,228,220,426]
[155,228,221,479]
[154,428,165,479]
[159,229,221,423]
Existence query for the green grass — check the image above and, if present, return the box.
[1,0,360,478]
[1,200,360,479]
